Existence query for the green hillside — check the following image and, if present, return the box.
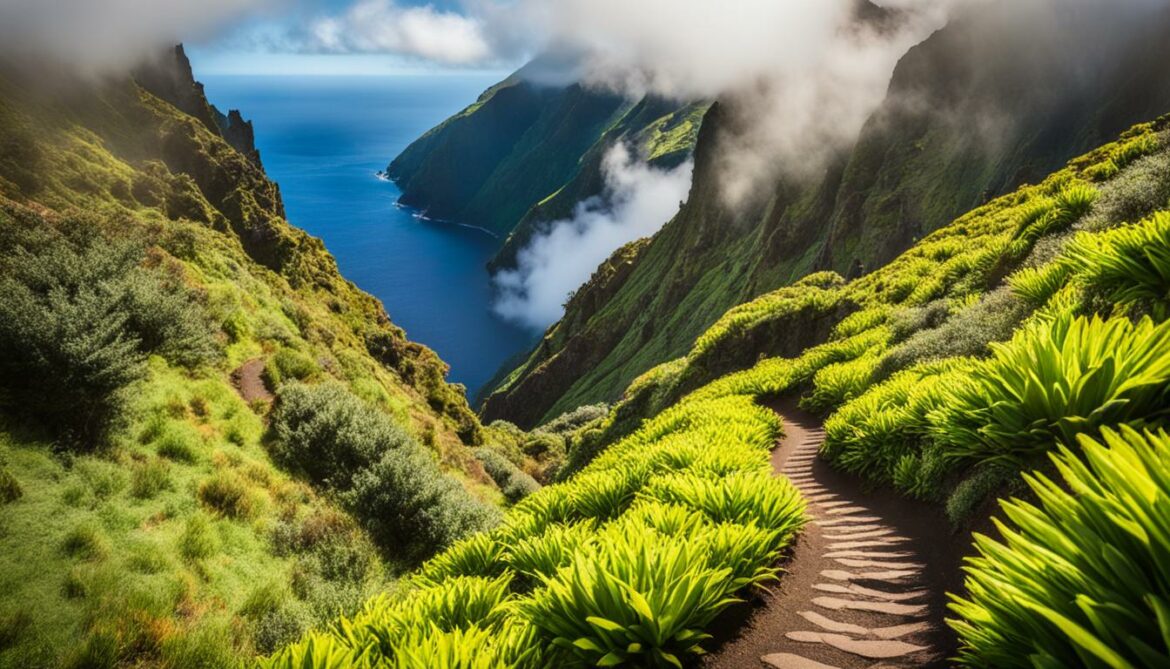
[482,2,1170,428]
[386,69,705,260]
[267,105,1170,666]
[0,49,545,668]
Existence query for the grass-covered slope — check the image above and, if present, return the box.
[0,50,524,668]
[386,66,705,255]
[272,101,1170,666]
[481,1,1170,428]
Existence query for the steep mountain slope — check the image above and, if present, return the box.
[269,110,1170,667]
[386,64,705,264]
[482,1,1170,428]
[0,48,522,667]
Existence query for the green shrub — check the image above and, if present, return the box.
[877,288,1030,380]
[944,464,1020,525]
[198,471,258,519]
[473,447,540,503]
[888,299,951,343]
[179,513,220,560]
[0,467,23,503]
[951,427,1170,667]
[263,348,320,388]
[931,315,1170,469]
[0,244,146,447]
[536,403,609,435]
[269,382,412,489]
[0,221,218,447]
[129,458,172,499]
[272,382,494,564]
[345,447,500,564]
[1079,148,1170,231]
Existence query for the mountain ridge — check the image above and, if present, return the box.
[479,0,1170,428]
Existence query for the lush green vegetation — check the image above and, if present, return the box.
[388,116,1170,665]
[266,391,804,667]
[269,383,500,564]
[0,55,511,668]
[7,31,1170,669]
[951,426,1170,667]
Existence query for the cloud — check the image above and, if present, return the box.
[502,0,975,205]
[0,0,274,74]
[492,144,693,329]
[299,0,493,65]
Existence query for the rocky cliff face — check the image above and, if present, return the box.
[136,45,262,164]
[482,0,1170,427]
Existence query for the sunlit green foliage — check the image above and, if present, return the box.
[823,359,973,487]
[950,427,1170,667]
[931,315,1170,469]
[1065,211,1170,318]
[267,387,804,667]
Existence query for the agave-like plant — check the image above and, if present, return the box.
[950,426,1170,668]
[505,521,596,580]
[1065,211,1170,318]
[386,624,542,669]
[639,471,805,533]
[931,315,1170,468]
[522,529,739,668]
[256,634,376,669]
[416,532,507,584]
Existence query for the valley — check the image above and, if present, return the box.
[3,1,1170,668]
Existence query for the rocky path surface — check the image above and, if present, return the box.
[705,399,965,669]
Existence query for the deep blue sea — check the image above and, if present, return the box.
[200,74,536,395]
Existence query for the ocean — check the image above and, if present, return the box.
[200,74,537,395]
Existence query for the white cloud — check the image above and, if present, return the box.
[0,0,274,74]
[492,144,693,329]
[303,0,492,65]
[504,0,974,205]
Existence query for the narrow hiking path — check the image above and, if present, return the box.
[705,399,966,669]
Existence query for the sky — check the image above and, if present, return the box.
[185,0,521,75]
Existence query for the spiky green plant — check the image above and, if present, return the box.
[950,427,1170,668]
[639,471,805,532]
[256,634,376,669]
[522,529,739,668]
[822,359,972,484]
[1065,211,1170,318]
[931,315,1170,468]
[416,533,507,584]
[505,522,595,580]
[1008,263,1073,307]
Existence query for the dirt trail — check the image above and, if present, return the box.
[705,399,966,669]
[231,358,273,404]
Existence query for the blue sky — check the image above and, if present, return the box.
[186,0,521,76]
